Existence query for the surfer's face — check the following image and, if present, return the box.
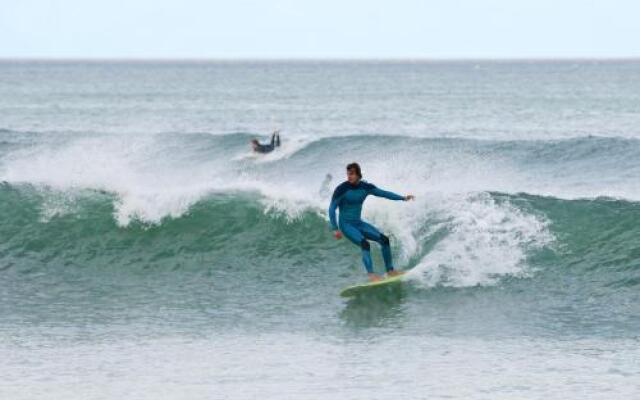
[347,169,360,184]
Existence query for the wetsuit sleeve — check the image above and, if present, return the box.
[270,133,276,146]
[328,199,339,230]
[370,186,405,201]
[329,183,348,230]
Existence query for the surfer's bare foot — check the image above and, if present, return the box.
[387,270,404,277]
[368,273,382,282]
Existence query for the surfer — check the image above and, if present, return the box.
[319,173,333,199]
[250,130,281,154]
[329,163,414,282]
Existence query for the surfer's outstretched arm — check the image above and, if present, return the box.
[369,186,406,201]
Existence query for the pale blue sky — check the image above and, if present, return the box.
[1,0,639,58]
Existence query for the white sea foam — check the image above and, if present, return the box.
[1,135,221,225]
[407,192,553,287]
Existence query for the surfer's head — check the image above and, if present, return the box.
[346,162,362,184]
[250,139,259,150]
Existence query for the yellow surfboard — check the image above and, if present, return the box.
[340,273,406,297]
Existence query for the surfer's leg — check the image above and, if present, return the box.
[360,221,395,272]
[340,222,374,274]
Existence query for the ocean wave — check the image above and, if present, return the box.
[3,129,640,224]
[2,129,640,292]
[4,183,640,292]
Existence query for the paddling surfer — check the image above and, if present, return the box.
[250,130,281,154]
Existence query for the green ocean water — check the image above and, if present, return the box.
[1,61,640,399]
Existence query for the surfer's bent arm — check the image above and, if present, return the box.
[328,199,339,230]
[369,186,405,201]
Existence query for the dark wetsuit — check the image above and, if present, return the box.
[328,180,404,273]
[254,132,281,154]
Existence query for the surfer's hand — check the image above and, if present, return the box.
[334,230,343,239]
[404,195,415,201]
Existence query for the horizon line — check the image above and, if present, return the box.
[1,56,640,64]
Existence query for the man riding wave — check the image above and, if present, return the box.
[329,163,414,282]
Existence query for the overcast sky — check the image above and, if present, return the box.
[1,0,639,59]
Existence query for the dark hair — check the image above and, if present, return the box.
[251,139,259,144]
[346,162,362,178]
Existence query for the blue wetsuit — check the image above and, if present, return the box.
[328,180,405,273]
